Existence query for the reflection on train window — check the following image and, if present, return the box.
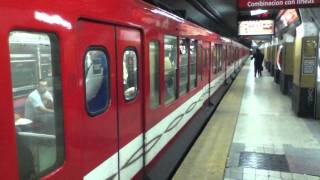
[9,31,64,179]
[123,49,138,101]
[204,49,209,75]
[190,39,197,89]
[204,49,208,71]
[164,35,177,104]
[179,38,189,96]
[216,44,222,73]
[85,49,109,115]
[149,41,160,109]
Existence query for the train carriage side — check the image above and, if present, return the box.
[0,0,249,179]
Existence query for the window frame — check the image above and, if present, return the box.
[189,39,198,90]
[164,34,178,105]
[9,30,65,179]
[83,46,111,117]
[178,37,189,96]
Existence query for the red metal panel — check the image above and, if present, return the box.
[77,20,118,175]
[0,25,20,180]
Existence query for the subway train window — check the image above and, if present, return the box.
[164,35,177,104]
[9,31,64,179]
[204,49,208,70]
[149,41,160,109]
[85,49,110,115]
[216,44,222,72]
[211,46,216,74]
[179,38,189,96]
[123,49,138,101]
[190,39,197,89]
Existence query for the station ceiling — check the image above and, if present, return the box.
[144,0,279,47]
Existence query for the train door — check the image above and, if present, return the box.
[116,27,144,179]
[77,21,119,179]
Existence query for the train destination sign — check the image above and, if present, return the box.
[238,0,320,9]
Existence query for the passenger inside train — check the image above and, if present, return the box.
[24,79,54,133]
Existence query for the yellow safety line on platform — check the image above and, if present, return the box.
[173,60,250,180]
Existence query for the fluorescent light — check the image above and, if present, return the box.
[250,9,268,16]
[35,11,72,30]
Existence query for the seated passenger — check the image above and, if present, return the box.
[25,79,54,133]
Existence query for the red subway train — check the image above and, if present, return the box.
[0,0,249,179]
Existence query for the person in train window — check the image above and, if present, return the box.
[252,49,264,78]
[125,51,135,88]
[165,52,174,86]
[24,79,54,133]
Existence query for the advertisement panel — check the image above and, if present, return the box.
[238,0,320,10]
[239,20,274,35]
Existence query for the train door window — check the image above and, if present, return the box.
[149,41,160,109]
[189,39,197,89]
[198,45,203,81]
[84,49,110,115]
[9,31,64,179]
[123,48,138,101]
[179,38,189,96]
[164,35,177,104]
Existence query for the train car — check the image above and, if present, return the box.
[0,0,249,179]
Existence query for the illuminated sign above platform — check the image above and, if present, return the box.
[238,0,320,10]
[239,20,274,35]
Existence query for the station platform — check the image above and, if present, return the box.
[173,60,320,180]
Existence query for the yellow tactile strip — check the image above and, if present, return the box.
[173,61,250,180]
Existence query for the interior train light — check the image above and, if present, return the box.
[250,9,268,16]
